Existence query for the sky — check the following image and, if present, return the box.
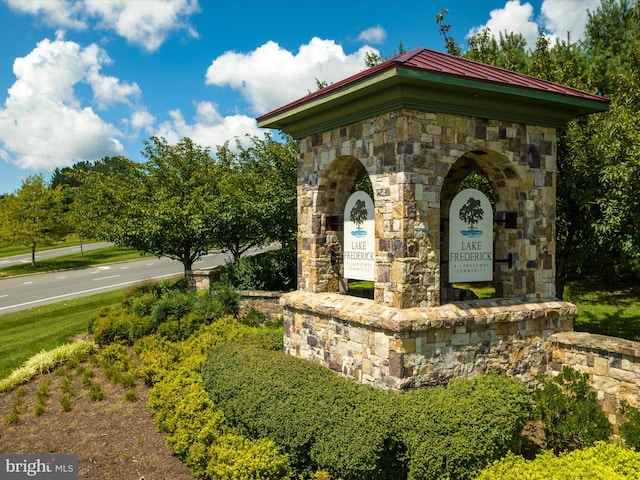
[0,0,601,195]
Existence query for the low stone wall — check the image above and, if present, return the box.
[550,331,640,426]
[239,290,285,321]
[282,291,575,390]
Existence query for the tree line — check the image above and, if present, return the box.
[0,134,297,276]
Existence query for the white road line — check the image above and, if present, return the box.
[57,276,68,279]
[92,275,121,281]
[0,295,7,298]
[23,281,33,285]
[0,273,178,312]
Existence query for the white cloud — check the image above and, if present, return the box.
[467,0,539,47]
[5,0,86,29]
[0,37,141,170]
[466,0,599,49]
[205,38,378,114]
[358,25,387,44]
[154,101,263,149]
[128,109,156,134]
[83,0,200,52]
[6,0,200,52]
[540,0,600,44]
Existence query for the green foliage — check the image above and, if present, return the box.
[398,375,530,480]
[0,341,96,393]
[144,323,292,479]
[89,279,239,346]
[533,367,612,452]
[241,308,266,327]
[0,174,70,267]
[219,245,296,291]
[476,442,640,479]
[620,401,640,450]
[212,133,297,259]
[203,344,530,480]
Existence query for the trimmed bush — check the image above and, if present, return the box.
[202,344,530,480]
[533,366,612,452]
[476,442,640,479]
[143,321,292,479]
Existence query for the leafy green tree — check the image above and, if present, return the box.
[0,174,68,267]
[212,133,296,261]
[78,138,220,279]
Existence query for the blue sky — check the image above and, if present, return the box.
[0,0,600,195]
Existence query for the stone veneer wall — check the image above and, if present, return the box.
[239,290,285,321]
[550,331,640,427]
[297,109,557,308]
[282,291,574,390]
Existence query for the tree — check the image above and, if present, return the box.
[0,174,67,267]
[212,133,297,260]
[78,138,220,280]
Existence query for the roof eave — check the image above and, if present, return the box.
[257,67,609,138]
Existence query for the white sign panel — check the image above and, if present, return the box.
[449,188,493,283]
[344,191,375,281]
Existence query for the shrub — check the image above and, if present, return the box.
[241,307,266,327]
[150,289,194,324]
[533,366,612,452]
[209,283,241,317]
[476,442,640,479]
[219,245,296,291]
[398,375,531,480]
[620,401,640,450]
[145,325,292,479]
[0,341,96,393]
[202,344,530,480]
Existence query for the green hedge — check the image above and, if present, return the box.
[143,321,291,479]
[202,344,531,480]
[476,442,640,479]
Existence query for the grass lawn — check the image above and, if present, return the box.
[0,245,153,277]
[0,289,125,379]
[565,280,640,342]
[0,236,100,258]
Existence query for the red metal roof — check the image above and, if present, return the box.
[258,47,608,123]
[396,47,605,101]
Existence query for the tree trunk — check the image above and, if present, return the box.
[31,242,37,268]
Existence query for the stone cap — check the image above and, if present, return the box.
[550,331,640,358]
[282,290,577,333]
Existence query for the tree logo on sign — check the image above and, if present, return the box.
[459,197,484,237]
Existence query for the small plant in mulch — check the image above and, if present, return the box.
[124,389,138,403]
[4,386,27,424]
[88,384,106,401]
[34,379,52,416]
[59,394,73,412]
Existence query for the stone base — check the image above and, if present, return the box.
[282,291,576,390]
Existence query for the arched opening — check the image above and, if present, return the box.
[315,155,375,298]
[441,149,521,303]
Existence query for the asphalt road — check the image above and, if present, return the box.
[0,245,275,314]
[0,242,114,268]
